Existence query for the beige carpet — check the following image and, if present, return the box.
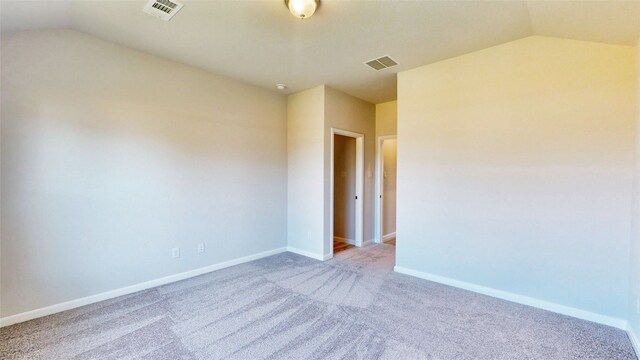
[1,244,636,359]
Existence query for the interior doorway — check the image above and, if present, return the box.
[330,128,364,257]
[376,136,397,245]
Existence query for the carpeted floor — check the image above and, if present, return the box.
[1,244,637,359]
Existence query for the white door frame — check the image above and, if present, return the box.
[330,128,364,257]
[375,135,397,244]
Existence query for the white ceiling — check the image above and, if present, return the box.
[2,1,640,104]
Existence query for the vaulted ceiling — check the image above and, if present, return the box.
[2,1,640,104]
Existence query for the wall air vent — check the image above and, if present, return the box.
[143,0,183,21]
[364,55,399,71]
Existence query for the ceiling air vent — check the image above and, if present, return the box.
[365,55,399,71]
[143,0,183,21]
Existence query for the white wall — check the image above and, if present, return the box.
[397,36,635,320]
[324,87,376,255]
[287,86,325,257]
[1,30,288,318]
[333,135,356,241]
[382,139,397,236]
[629,37,640,344]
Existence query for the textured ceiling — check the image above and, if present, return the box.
[2,1,640,104]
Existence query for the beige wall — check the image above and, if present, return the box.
[376,100,397,241]
[397,36,635,320]
[630,37,640,339]
[333,135,356,241]
[287,86,375,257]
[1,30,288,318]
[287,86,325,256]
[382,139,397,236]
[324,87,376,255]
[376,101,397,137]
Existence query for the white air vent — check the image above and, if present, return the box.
[365,55,399,71]
[143,0,183,21]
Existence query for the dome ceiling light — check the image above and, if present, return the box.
[285,0,319,19]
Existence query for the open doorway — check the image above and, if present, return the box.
[333,134,356,254]
[376,136,397,245]
[330,129,364,256]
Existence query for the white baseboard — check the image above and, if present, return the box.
[628,324,640,358]
[394,265,628,330]
[333,238,375,248]
[286,246,326,261]
[382,232,396,241]
[0,247,288,328]
[333,236,355,245]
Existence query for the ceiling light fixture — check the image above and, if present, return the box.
[275,84,288,90]
[285,0,319,19]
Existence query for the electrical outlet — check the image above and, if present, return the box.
[307,231,311,240]
[636,298,640,315]
[172,247,180,258]
[197,242,205,253]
